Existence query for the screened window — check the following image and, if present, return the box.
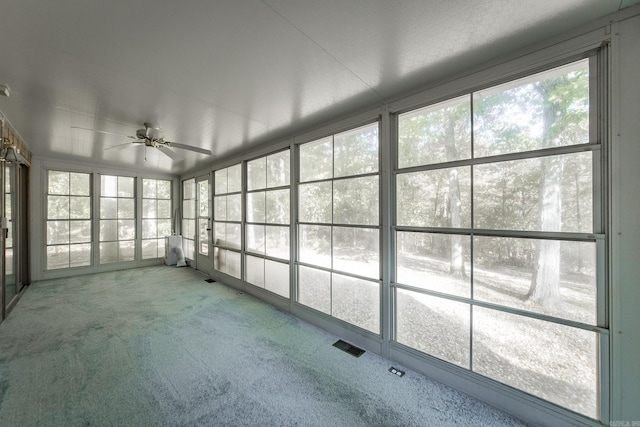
[395,59,601,418]
[245,149,290,298]
[213,164,241,278]
[182,178,196,259]
[297,123,380,333]
[99,175,135,264]
[46,171,91,269]
[141,179,172,259]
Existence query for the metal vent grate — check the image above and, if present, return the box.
[333,340,365,357]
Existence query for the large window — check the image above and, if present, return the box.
[141,179,172,259]
[99,175,135,264]
[245,149,290,298]
[46,171,91,269]
[395,59,601,418]
[182,178,196,260]
[297,123,380,333]
[213,164,242,278]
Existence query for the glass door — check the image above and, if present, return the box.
[195,174,212,275]
[4,163,15,307]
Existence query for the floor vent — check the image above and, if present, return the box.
[204,279,216,283]
[333,340,365,357]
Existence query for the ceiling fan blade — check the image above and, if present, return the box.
[104,142,133,151]
[166,142,212,155]
[157,145,183,161]
[71,125,135,138]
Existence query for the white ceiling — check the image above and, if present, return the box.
[0,0,636,175]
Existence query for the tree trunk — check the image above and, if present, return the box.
[445,120,465,277]
[527,81,564,309]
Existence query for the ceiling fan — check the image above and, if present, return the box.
[71,122,212,161]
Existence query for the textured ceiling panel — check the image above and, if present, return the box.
[0,0,636,174]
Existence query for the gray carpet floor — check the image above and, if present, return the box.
[0,266,525,426]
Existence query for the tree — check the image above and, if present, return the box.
[527,70,589,309]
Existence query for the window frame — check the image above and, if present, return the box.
[391,51,608,420]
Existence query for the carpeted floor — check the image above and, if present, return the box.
[0,266,525,426]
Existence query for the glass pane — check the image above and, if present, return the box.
[157,180,171,199]
[214,169,227,194]
[48,196,69,219]
[198,219,209,255]
[183,179,195,199]
[183,219,195,239]
[100,198,117,219]
[300,137,332,182]
[474,236,596,324]
[214,196,227,221]
[142,199,155,219]
[118,199,135,219]
[47,245,69,269]
[226,250,242,278]
[266,189,289,224]
[227,164,242,193]
[118,240,135,261]
[69,220,91,244]
[299,225,331,268]
[100,220,117,241]
[158,200,172,218]
[99,241,118,264]
[246,224,265,254]
[69,197,90,219]
[118,176,134,197]
[227,194,242,222]
[69,243,91,267]
[474,60,589,158]
[183,199,195,219]
[245,255,265,288]
[101,175,118,197]
[265,260,289,298]
[398,96,471,168]
[396,232,470,298]
[48,171,69,195]
[198,180,209,216]
[333,227,379,279]
[396,289,470,368]
[143,179,156,198]
[333,176,378,225]
[334,123,379,177]
[70,173,90,196]
[118,219,135,240]
[397,167,471,228]
[226,223,241,250]
[299,182,331,224]
[47,221,69,245]
[265,226,289,260]
[298,266,330,314]
[247,157,267,191]
[142,239,158,259]
[332,273,379,333]
[473,307,598,418]
[247,192,266,223]
[214,222,226,246]
[184,238,194,260]
[142,219,157,239]
[267,150,290,188]
[474,152,592,232]
[157,219,172,237]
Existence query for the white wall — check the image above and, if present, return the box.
[611,14,640,424]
